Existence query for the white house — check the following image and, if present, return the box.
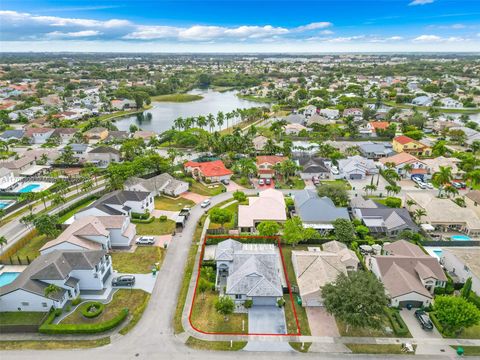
[0,250,112,312]
[75,190,154,219]
[86,146,121,168]
[440,97,462,109]
[319,108,340,120]
[0,167,18,191]
[124,173,189,198]
[336,155,378,180]
[441,248,480,294]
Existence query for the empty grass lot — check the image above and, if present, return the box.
[186,337,247,351]
[346,344,409,354]
[154,196,195,211]
[452,346,480,356]
[190,291,247,334]
[110,246,165,273]
[61,289,148,325]
[190,182,224,196]
[136,219,175,235]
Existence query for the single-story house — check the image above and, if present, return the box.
[368,240,447,308]
[52,128,78,144]
[124,173,189,197]
[214,239,283,306]
[336,155,378,180]
[379,152,428,179]
[284,123,307,135]
[423,156,463,180]
[293,189,349,232]
[440,248,480,294]
[292,241,358,306]
[0,250,113,312]
[252,135,269,152]
[84,127,109,143]
[238,188,287,232]
[75,190,154,219]
[184,160,232,183]
[40,215,136,254]
[295,156,331,180]
[358,142,394,159]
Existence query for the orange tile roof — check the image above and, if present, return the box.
[393,135,414,145]
[379,152,421,166]
[369,121,390,131]
[184,160,232,177]
[256,156,287,165]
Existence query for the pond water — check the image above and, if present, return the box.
[113,89,267,133]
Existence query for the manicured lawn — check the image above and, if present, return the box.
[110,246,165,274]
[11,234,50,260]
[61,289,148,325]
[208,202,238,230]
[346,344,409,354]
[0,312,47,325]
[320,179,352,190]
[136,219,176,235]
[0,338,110,350]
[281,245,312,336]
[185,337,247,351]
[57,200,95,223]
[275,177,306,190]
[154,196,195,211]
[190,291,247,334]
[151,94,203,102]
[452,346,480,356]
[190,181,224,196]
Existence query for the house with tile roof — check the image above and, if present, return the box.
[75,190,154,219]
[238,188,287,232]
[255,155,287,179]
[368,240,447,308]
[336,155,378,180]
[214,239,283,306]
[379,152,428,179]
[0,250,112,312]
[184,159,232,183]
[292,241,359,307]
[392,135,432,157]
[40,215,136,254]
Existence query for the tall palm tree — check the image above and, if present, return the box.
[406,199,416,210]
[0,236,7,253]
[207,113,215,133]
[413,209,427,223]
[402,164,413,178]
[433,166,453,197]
[216,111,225,131]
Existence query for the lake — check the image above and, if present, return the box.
[113,89,267,133]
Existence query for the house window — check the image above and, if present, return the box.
[42,302,48,307]
[235,294,242,300]
[21,302,29,306]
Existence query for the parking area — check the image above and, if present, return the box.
[248,305,286,334]
[306,307,339,337]
[400,309,441,339]
[252,178,275,189]
[113,272,158,293]
[224,180,245,192]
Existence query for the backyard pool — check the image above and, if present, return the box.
[0,199,15,209]
[0,272,20,287]
[433,249,443,258]
[451,235,472,241]
[17,184,41,193]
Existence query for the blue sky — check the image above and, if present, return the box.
[1,0,479,52]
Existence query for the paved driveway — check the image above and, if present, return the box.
[400,309,442,339]
[348,174,388,197]
[306,307,339,337]
[248,305,286,334]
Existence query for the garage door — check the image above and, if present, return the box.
[252,297,277,306]
[349,174,363,180]
[399,300,423,308]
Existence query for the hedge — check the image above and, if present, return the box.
[131,217,155,224]
[81,302,105,319]
[429,312,444,335]
[55,195,100,218]
[39,308,128,334]
[205,236,278,245]
[384,307,409,336]
[131,212,150,220]
[469,292,480,310]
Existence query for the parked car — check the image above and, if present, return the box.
[112,275,136,287]
[200,199,211,208]
[221,179,230,185]
[265,178,271,185]
[424,182,434,189]
[417,182,428,189]
[136,236,155,245]
[414,310,433,330]
[451,181,466,189]
[258,179,265,186]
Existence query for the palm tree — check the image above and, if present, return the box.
[444,185,459,198]
[406,199,416,210]
[363,184,377,196]
[207,113,215,133]
[0,236,7,253]
[383,169,401,182]
[402,164,413,178]
[19,192,38,215]
[413,209,427,223]
[44,284,62,310]
[38,190,51,209]
[432,166,453,197]
[51,194,66,207]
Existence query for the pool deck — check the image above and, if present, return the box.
[0,264,27,275]
[12,181,54,193]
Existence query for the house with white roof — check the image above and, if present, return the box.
[336,155,378,180]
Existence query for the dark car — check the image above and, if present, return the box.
[415,310,433,330]
[112,275,136,287]
[221,179,230,185]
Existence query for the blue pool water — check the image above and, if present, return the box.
[0,200,14,209]
[433,249,443,257]
[451,235,472,241]
[0,272,20,287]
[18,184,41,193]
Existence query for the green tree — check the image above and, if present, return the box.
[283,216,304,246]
[333,218,356,243]
[432,166,453,197]
[33,214,59,238]
[322,271,388,333]
[215,296,235,321]
[413,209,427,223]
[461,278,472,299]
[232,190,247,203]
[257,221,280,236]
[434,295,480,336]
[232,158,257,178]
[59,145,75,164]
[0,236,7,252]
[198,278,213,300]
[355,225,370,239]
[209,208,233,230]
[317,183,349,206]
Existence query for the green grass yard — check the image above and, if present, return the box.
[136,219,176,235]
[320,179,352,190]
[346,344,410,354]
[0,338,110,350]
[0,312,47,325]
[185,337,247,351]
[11,234,51,260]
[452,346,480,356]
[190,181,224,196]
[458,324,480,339]
[57,200,95,223]
[154,196,195,211]
[110,246,165,273]
[275,177,306,190]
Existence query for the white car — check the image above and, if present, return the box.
[424,182,434,189]
[417,182,428,189]
[136,236,155,245]
[200,199,211,208]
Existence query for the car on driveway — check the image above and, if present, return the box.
[112,275,136,287]
[221,179,230,185]
[136,236,155,245]
[258,179,265,186]
[265,178,271,185]
[414,310,433,330]
[200,199,211,208]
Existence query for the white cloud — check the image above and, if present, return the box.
[326,36,365,43]
[412,34,442,42]
[387,36,403,41]
[320,30,334,35]
[409,0,435,6]
[47,30,101,38]
[294,22,332,32]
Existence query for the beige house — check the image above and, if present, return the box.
[465,191,480,218]
[368,240,447,308]
[406,192,480,236]
[422,156,464,179]
[291,241,358,307]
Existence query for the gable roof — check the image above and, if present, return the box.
[81,190,150,216]
[238,189,286,227]
[184,160,232,177]
[294,189,349,223]
[88,146,120,155]
[256,155,287,166]
[379,152,424,167]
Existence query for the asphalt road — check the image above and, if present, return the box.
[1,189,448,360]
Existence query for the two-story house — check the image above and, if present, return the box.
[255,155,287,179]
[392,135,432,157]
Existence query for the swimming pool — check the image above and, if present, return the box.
[0,199,15,209]
[17,184,41,193]
[451,235,472,241]
[0,272,20,287]
[433,249,443,258]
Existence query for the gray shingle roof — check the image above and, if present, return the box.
[294,190,349,223]
[356,208,418,232]
[82,190,150,215]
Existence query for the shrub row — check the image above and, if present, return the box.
[428,312,444,335]
[81,302,105,318]
[131,211,150,220]
[131,217,155,224]
[39,308,128,334]
[56,194,99,218]
[384,307,409,336]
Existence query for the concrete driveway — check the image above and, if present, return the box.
[306,307,339,337]
[248,305,287,334]
[114,272,158,293]
[348,174,389,197]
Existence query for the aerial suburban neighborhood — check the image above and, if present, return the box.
[0,1,480,359]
